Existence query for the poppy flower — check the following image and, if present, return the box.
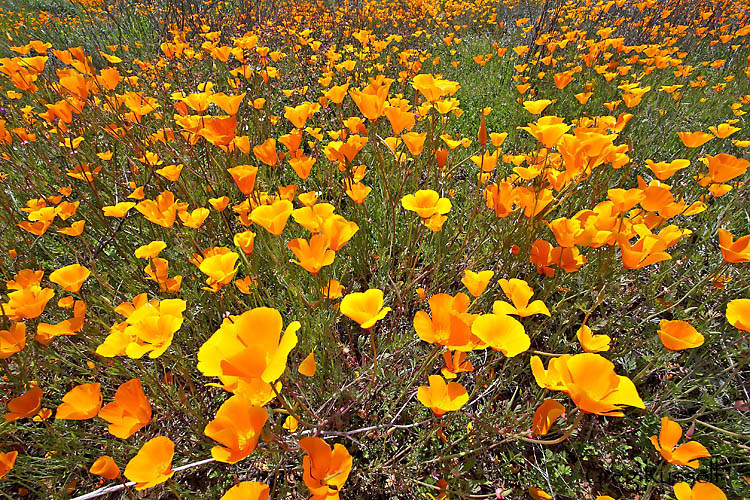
[134,241,166,259]
[89,456,120,480]
[204,395,268,463]
[340,288,391,329]
[401,190,452,219]
[461,270,494,297]
[529,487,553,499]
[5,387,43,422]
[1,286,55,321]
[253,138,278,167]
[288,235,336,274]
[717,229,750,263]
[123,436,175,490]
[322,280,344,299]
[441,350,474,379]
[413,293,477,350]
[299,437,353,499]
[531,353,644,416]
[531,399,566,436]
[199,251,239,290]
[493,279,551,317]
[673,482,726,500]
[0,322,26,359]
[704,154,749,183]
[55,382,102,420]
[522,99,552,114]
[417,375,468,417]
[657,320,704,350]
[49,264,90,293]
[0,451,18,479]
[233,230,256,255]
[645,159,690,180]
[677,131,713,148]
[299,351,316,377]
[227,165,258,195]
[650,417,710,469]
[321,215,359,251]
[135,191,180,228]
[250,200,293,235]
[576,325,611,353]
[726,299,750,332]
[98,379,152,438]
[197,307,299,405]
[519,116,571,148]
[220,482,270,500]
[471,313,530,357]
[292,204,336,233]
[102,202,136,217]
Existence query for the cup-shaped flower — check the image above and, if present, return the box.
[123,436,175,490]
[227,164,258,195]
[401,190,452,219]
[199,251,239,290]
[673,481,726,500]
[55,382,102,420]
[531,399,566,436]
[204,395,268,463]
[657,320,704,351]
[413,293,478,351]
[461,270,494,297]
[250,200,293,236]
[441,350,474,379]
[0,322,26,359]
[650,417,710,469]
[89,456,120,480]
[253,137,277,167]
[5,387,42,422]
[576,325,611,353]
[49,264,90,293]
[340,288,391,329]
[417,375,469,417]
[471,313,530,357]
[98,379,152,439]
[220,482,270,500]
[519,116,571,148]
[1,286,55,321]
[492,279,550,317]
[197,307,299,405]
[0,451,18,479]
[321,215,359,251]
[717,228,750,263]
[299,437,353,499]
[288,235,336,274]
[726,299,750,332]
[532,353,644,416]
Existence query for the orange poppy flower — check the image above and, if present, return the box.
[441,350,474,379]
[0,322,26,359]
[321,215,359,251]
[676,131,713,148]
[123,436,175,490]
[401,190,452,219]
[292,203,335,233]
[471,313,530,357]
[298,351,316,377]
[657,320,704,350]
[519,115,571,148]
[199,251,239,290]
[5,387,43,422]
[673,482,726,500]
[523,99,552,114]
[531,399,566,436]
[322,279,344,299]
[288,235,335,274]
[55,382,102,420]
[227,165,259,195]
[220,482,270,500]
[726,299,750,332]
[98,379,152,439]
[250,200,293,235]
[413,293,477,350]
[340,288,391,329]
[493,279,551,317]
[102,201,136,217]
[204,394,268,463]
[253,138,278,167]
[645,159,690,180]
[717,228,750,263]
[0,451,18,479]
[461,270,494,297]
[300,437,353,499]
[650,417,710,469]
[350,77,392,120]
[576,325,611,353]
[197,307,299,405]
[704,154,749,183]
[89,456,120,480]
[135,191,181,228]
[417,375,469,417]
[1,286,55,321]
[49,264,90,293]
[531,353,644,416]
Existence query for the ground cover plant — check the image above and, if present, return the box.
[0,0,749,498]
